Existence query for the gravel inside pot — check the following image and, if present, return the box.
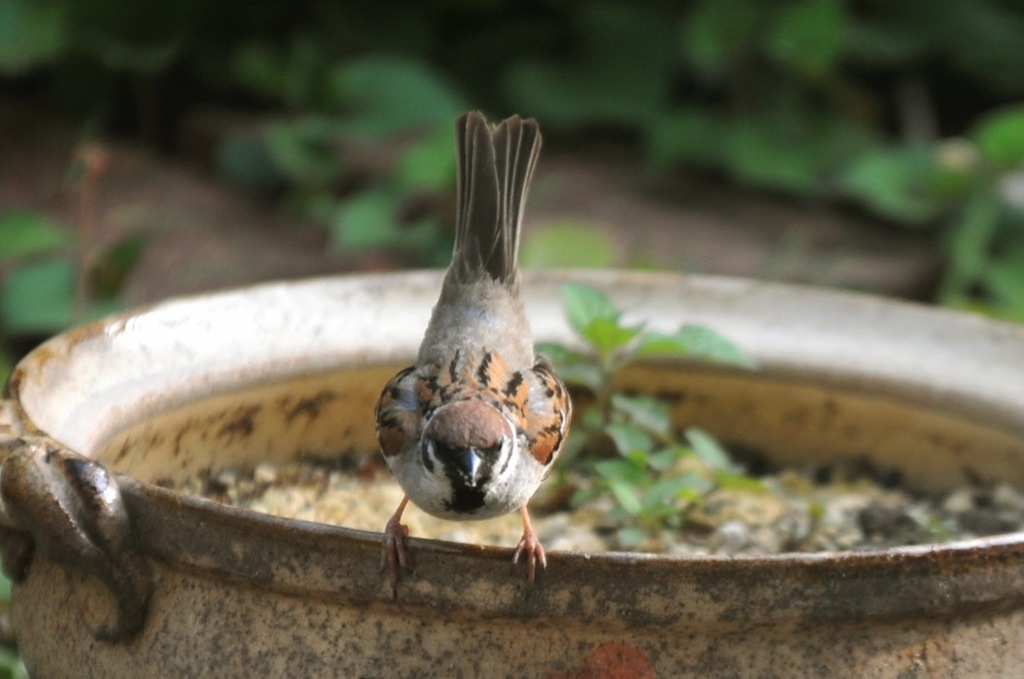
[170,457,1024,556]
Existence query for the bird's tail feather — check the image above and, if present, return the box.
[450,111,541,287]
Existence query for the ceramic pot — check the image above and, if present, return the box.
[1,270,1023,678]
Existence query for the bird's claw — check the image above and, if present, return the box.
[512,528,547,585]
[380,516,410,595]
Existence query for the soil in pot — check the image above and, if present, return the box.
[167,449,1024,558]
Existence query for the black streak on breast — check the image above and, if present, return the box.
[444,482,487,513]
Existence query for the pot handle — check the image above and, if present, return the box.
[0,400,152,642]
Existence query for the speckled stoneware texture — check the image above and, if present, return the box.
[2,270,1024,678]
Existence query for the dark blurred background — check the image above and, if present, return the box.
[3,0,1024,382]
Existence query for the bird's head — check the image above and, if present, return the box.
[420,399,517,513]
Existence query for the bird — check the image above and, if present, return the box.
[374,111,571,593]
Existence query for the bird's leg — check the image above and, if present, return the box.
[381,495,411,594]
[512,504,546,584]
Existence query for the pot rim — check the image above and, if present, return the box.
[8,269,1024,446]
[122,473,1024,626]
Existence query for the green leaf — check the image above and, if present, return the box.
[682,0,764,79]
[560,283,620,336]
[635,324,754,369]
[610,393,671,437]
[686,426,740,473]
[581,407,605,431]
[939,194,1001,300]
[230,35,327,108]
[719,100,879,197]
[0,212,72,263]
[676,324,754,368]
[535,342,605,391]
[330,188,401,250]
[0,0,68,73]
[767,0,843,76]
[716,473,766,492]
[636,503,677,523]
[985,249,1024,308]
[559,362,606,392]
[0,259,74,333]
[264,118,345,188]
[62,0,196,71]
[624,449,649,468]
[229,41,288,102]
[843,17,929,65]
[632,331,691,359]
[519,221,617,269]
[647,448,684,472]
[605,423,654,456]
[91,234,147,298]
[647,473,707,506]
[838,146,942,224]
[328,55,466,137]
[394,127,456,191]
[727,117,821,194]
[595,459,645,486]
[503,3,673,126]
[570,484,600,508]
[607,477,643,516]
[0,645,24,679]
[536,340,577,366]
[973,104,1024,168]
[534,341,572,364]
[282,35,327,109]
[903,0,1024,92]
[582,318,643,356]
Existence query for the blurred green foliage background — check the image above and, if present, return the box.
[2,0,1024,350]
[2,0,1024,370]
[4,0,1024,333]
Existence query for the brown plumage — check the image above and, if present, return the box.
[374,112,571,593]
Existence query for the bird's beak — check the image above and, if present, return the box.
[462,448,482,485]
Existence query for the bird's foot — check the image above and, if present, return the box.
[380,496,411,595]
[512,505,546,584]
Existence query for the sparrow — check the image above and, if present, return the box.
[374,111,571,592]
